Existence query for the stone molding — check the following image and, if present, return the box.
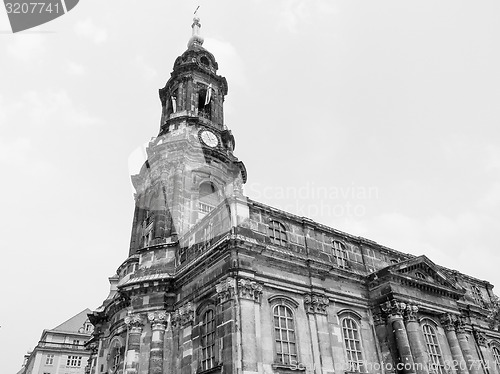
[303,293,329,315]
[473,330,488,347]
[237,278,263,303]
[455,315,467,333]
[147,310,169,329]
[215,277,236,303]
[124,314,145,333]
[171,302,194,327]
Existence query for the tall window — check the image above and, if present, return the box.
[200,309,216,371]
[471,286,486,308]
[45,354,54,365]
[268,221,287,246]
[492,346,500,368]
[423,324,444,374]
[109,340,122,373]
[332,241,348,269]
[273,305,297,365]
[341,317,363,372]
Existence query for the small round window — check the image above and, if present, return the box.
[200,56,210,67]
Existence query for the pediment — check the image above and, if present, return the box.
[370,255,465,299]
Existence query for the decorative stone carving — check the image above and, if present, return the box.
[171,302,194,327]
[403,304,419,322]
[455,315,467,333]
[473,330,488,347]
[381,299,407,318]
[215,277,236,303]
[237,278,263,303]
[440,313,457,332]
[147,310,169,329]
[372,311,385,326]
[303,293,329,315]
[124,314,145,333]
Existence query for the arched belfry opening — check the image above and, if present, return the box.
[198,181,219,218]
[198,87,212,120]
[166,87,178,116]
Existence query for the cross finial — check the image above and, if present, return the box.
[188,7,204,48]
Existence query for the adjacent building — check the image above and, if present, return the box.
[22,309,93,374]
[86,17,500,374]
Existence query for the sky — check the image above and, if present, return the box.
[1,1,500,372]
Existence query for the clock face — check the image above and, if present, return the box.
[200,130,218,148]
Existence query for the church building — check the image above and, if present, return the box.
[85,16,500,374]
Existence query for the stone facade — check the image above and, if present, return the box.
[86,17,500,374]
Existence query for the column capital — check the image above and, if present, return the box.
[171,302,194,327]
[404,304,419,322]
[381,299,407,318]
[440,313,458,332]
[237,277,263,303]
[124,313,145,333]
[215,277,236,304]
[147,310,169,329]
[304,293,329,315]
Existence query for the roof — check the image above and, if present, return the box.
[52,308,92,333]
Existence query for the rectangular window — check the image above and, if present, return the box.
[66,356,82,367]
[73,339,80,346]
[45,354,54,365]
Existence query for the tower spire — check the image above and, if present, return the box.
[188,9,204,48]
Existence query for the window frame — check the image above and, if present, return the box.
[471,286,486,308]
[339,313,365,373]
[491,344,500,369]
[199,307,217,372]
[422,323,445,374]
[332,240,349,269]
[107,337,124,374]
[45,354,54,365]
[268,220,288,247]
[269,296,300,368]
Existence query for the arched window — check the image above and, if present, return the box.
[108,339,124,374]
[341,317,363,372]
[332,241,348,269]
[492,345,500,368]
[199,182,219,218]
[471,286,486,308]
[273,304,297,365]
[390,259,399,264]
[268,221,287,246]
[422,324,444,374]
[198,87,212,119]
[166,87,178,116]
[200,309,216,371]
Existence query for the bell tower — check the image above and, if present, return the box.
[127,16,247,272]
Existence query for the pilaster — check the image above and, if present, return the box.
[124,314,145,374]
[403,304,429,374]
[147,310,169,374]
[441,314,469,374]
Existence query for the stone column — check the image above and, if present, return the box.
[456,317,480,374]
[147,310,169,374]
[474,330,497,374]
[237,277,263,373]
[124,314,145,374]
[441,314,469,374]
[171,302,194,373]
[374,311,396,374]
[382,300,416,374]
[403,305,429,374]
[304,293,332,374]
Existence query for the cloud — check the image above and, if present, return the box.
[135,55,157,80]
[276,0,338,33]
[204,38,246,87]
[66,61,86,75]
[74,19,108,44]
[0,137,55,176]
[6,33,46,62]
[23,90,103,127]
